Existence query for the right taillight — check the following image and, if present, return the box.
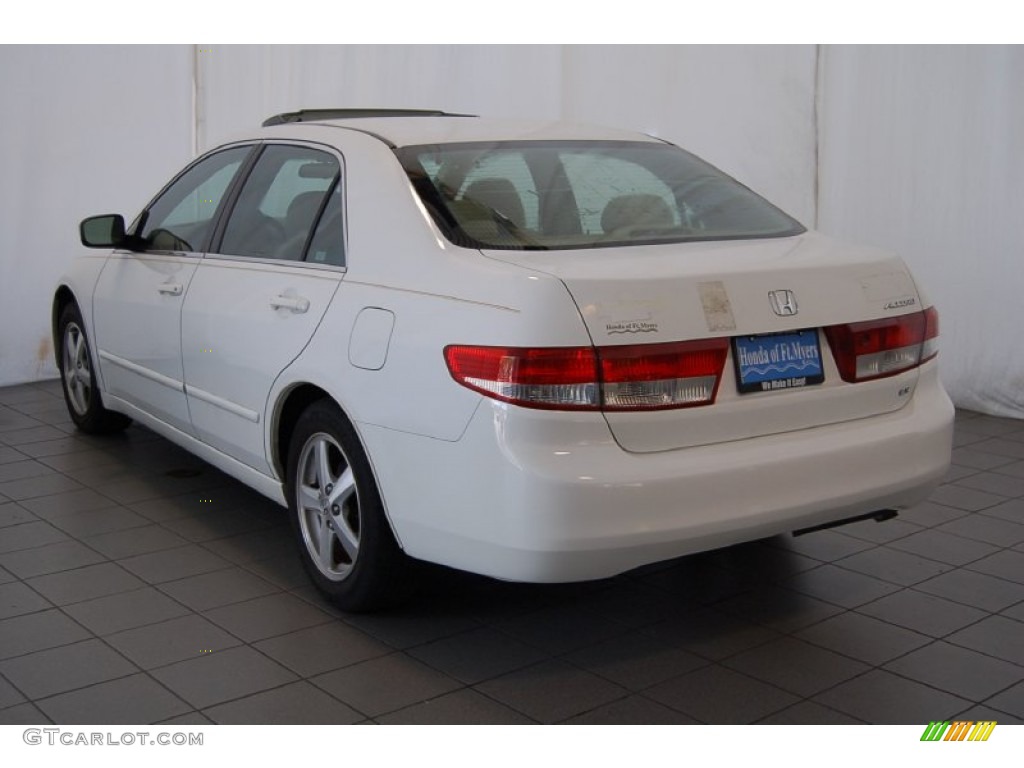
[824,306,939,382]
[443,339,729,411]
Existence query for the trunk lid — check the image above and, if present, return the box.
[482,232,925,452]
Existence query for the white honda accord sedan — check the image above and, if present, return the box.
[54,109,954,610]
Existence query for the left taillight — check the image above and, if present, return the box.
[824,306,939,383]
[442,345,599,410]
[443,339,729,411]
[599,339,729,411]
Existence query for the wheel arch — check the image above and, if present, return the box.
[52,285,79,363]
[270,382,335,482]
[269,381,405,550]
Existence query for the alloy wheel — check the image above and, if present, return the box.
[62,322,92,416]
[295,432,361,581]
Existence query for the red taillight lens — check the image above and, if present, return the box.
[824,307,939,382]
[443,339,729,411]
[443,345,599,410]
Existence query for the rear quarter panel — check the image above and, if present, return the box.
[265,126,593,449]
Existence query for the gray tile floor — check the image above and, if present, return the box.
[1,379,1023,725]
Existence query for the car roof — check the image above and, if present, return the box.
[260,113,663,149]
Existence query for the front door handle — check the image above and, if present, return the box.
[158,283,183,296]
[270,294,310,314]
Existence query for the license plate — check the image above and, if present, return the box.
[733,330,824,394]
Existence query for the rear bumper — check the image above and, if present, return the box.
[363,365,954,582]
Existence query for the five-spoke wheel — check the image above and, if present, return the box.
[62,321,93,417]
[56,303,131,434]
[295,432,361,580]
[286,399,410,611]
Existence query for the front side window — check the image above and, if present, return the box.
[398,141,804,251]
[137,145,252,252]
[216,145,340,261]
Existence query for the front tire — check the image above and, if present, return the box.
[286,399,411,611]
[57,303,131,434]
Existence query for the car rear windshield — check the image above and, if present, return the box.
[396,140,805,251]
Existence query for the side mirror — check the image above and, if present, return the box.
[80,214,127,248]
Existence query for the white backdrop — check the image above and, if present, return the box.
[817,45,1024,418]
[0,45,193,383]
[1,44,1018,418]
[196,44,816,220]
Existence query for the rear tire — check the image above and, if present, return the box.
[285,399,411,611]
[57,303,132,434]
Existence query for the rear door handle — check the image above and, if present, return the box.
[270,295,310,314]
[158,283,183,296]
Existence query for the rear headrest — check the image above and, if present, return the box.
[601,194,674,234]
[462,178,526,228]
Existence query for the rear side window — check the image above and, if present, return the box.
[216,145,341,261]
[305,182,345,267]
[398,141,804,251]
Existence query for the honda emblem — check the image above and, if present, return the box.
[768,290,798,317]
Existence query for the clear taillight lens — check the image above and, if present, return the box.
[824,307,939,383]
[599,340,729,410]
[444,339,729,411]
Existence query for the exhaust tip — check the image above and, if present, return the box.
[792,509,899,537]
